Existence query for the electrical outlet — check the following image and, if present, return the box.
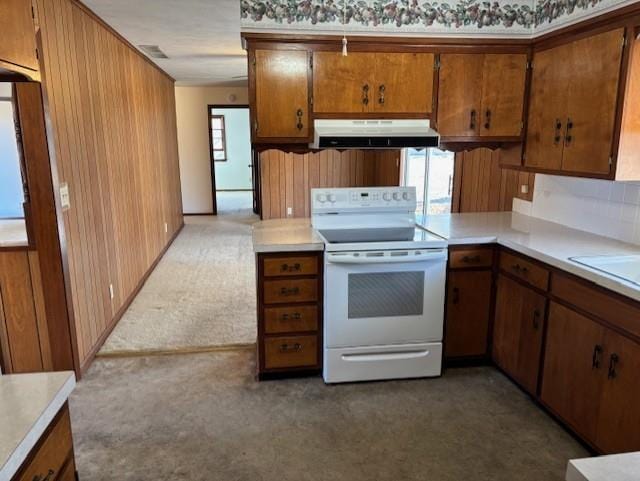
[520,184,529,195]
[109,283,114,300]
[287,207,293,217]
[59,182,70,210]
[164,222,168,233]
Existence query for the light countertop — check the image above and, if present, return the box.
[252,218,324,253]
[0,371,76,481]
[566,452,640,481]
[418,212,640,302]
[0,219,28,248]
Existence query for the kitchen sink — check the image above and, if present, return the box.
[570,255,640,287]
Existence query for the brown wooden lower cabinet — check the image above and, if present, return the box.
[492,274,546,395]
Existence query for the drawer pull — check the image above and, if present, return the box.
[281,312,302,321]
[592,344,603,369]
[608,353,619,379]
[33,470,55,481]
[280,263,301,272]
[532,309,541,330]
[462,255,482,264]
[279,287,300,296]
[279,342,302,353]
[511,263,529,274]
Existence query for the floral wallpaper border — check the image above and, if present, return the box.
[240,0,636,34]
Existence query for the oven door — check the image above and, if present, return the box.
[324,249,447,348]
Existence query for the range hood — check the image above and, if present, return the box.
[310,119,440,149]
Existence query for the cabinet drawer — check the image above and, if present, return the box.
[449,247,494,269]
[263,255,318,277]
[264,305,318,334]
[17,406,73,481]
[263,279,318,304]
[264,335,318,369]
[500,251,549,291]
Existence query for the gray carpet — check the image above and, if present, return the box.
[70,350,588,481]
[100,201,259,354]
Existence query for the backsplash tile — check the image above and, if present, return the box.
[530,174,640,245]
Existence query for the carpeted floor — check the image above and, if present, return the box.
[70,350,588,481]
[99,192,259,355]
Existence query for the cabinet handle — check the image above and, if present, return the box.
[452,287,460,305]
[279,342,302,353]
[378,84,386,104]
[554,118,562,145]
[484,109,491,130]
[469,109,477,130]
[591,344,603,369]
[281,312,302,321]
[362,84,369,106]
[608,353,619,379]
[462,255,481,264]
[296,109,304,131]
[33,470,55,481]
[564,117,573,145]
[511,264,529,275]
[279,287,300,296]
[532,309,541,330]
[280,263,301,272]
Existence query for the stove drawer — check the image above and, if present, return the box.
[263,279,318,304]
[263,255,318,277]
[264,335,318,369]
[264,305,319,334]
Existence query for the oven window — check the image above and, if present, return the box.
[348,271,424,319]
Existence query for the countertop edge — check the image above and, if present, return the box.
[0,373,76,481]
[253,243,325,253]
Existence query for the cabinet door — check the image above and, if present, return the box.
[492,275,545,395]
[0,0,38,71]
[445,270,492,358]
[596,329,640,453]
[437,54,483,137]
[313,52,374,113]
[373,53,434,114]
[254,50,310,140]
[525,44,571,171]
[561,28,625,175]
[480,54,527,137]
[541,302,606,444]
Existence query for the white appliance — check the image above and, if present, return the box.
[311,187,448,383]
[310,119,440,149]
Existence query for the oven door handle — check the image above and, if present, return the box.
[341,350,431,362]
[326,250,447,264]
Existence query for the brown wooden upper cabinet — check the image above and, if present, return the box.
[525,28,629,177]
[0,0,38,72]
[437,53,527,139]
[313,52,435,115]
[251,49,311,142]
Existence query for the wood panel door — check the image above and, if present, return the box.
[595,329,640,453]
[0,0,38,71]
[373,53,434,114]
[541,302,606,445]
[492,274,546,395]
[525,44,571,171]
[313,52,375,113]
[445,270,492,358]
[561,28,625,175]
[254,49,310,140]
[480,54,527,137]
[437,54,483,137]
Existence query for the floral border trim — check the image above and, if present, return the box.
[535,0,617,26]
[240,0,536,30]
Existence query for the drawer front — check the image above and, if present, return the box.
[263,255,318,277]
[263,279,318,304]
[264,305,318,334]
[500,251,549,291]
[264,335,318,369]
[449,247,494,269]
[17,406,73,481]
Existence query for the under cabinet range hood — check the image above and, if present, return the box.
[311,119,440,149]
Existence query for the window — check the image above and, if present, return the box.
[210,114,226,161]
[0,83,25,219]
[403,148,455,218]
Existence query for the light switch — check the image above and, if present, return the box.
[59,182,70,210]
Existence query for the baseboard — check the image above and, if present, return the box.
[79,221,185,376]
[183,212,214,216]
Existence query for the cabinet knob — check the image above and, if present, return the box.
[533,309,541,330]
[592,344,603,369]
[362,84,370,106]
[554,118,562,145]
[378,84,386,104]
[469,109,477,130]
[484,109,491,130]
[279,287,300,296]
[279,342,302,353]
[564,117,574,145]
[608,353,619,379]
[296,109,304,131]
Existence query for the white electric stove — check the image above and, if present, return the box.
[311,187,448,383]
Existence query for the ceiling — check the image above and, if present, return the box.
[83,0,247,86]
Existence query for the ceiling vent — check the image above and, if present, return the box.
[138,45,168,59]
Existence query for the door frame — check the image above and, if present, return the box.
[208,104,252,215]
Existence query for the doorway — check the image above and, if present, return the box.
[402,148,455,217]
[208,105,255,215]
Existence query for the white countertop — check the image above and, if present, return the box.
[566,452,640,480]
[252,218,324,253]
[418,212,640,302]
[0,219,28,248]
[0,371,76,481]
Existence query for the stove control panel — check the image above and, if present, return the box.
[311,187,416,211]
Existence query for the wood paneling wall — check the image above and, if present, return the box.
[453,148,535,213]
[35,0,183,370]
[259,150,401,219]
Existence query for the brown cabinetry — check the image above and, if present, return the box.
[437,53,527,139]
[251,49,311,142]
[0,0,38,73]
[257,251,323,379]
[313,51,434,115]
